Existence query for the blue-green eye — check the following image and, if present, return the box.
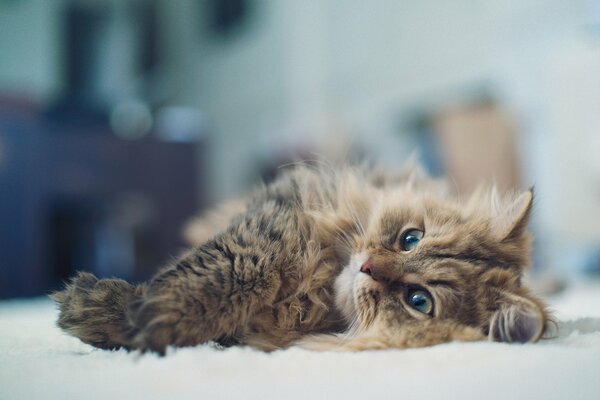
[400,229,423,251]
[406,288,434,315]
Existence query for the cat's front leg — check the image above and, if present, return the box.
[131,236,282,353]
[296,320,484,352]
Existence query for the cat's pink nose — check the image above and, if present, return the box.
[360,259,372,276]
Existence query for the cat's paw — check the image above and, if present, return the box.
[131,292,216,354]
[130,299,182,355]
[51,272,140,350]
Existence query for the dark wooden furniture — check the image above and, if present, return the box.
[0,109,203,298]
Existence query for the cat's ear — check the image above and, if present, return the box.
[490,188,533,241]
[399,152,429,186]
[488,293,545,343]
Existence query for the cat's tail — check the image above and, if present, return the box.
[50,272,145,350]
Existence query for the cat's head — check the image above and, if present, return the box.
[335,171,550,344]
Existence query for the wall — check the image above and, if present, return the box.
[187,0,589,198]
[0,0,65,103]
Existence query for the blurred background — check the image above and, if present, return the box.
[1,0,599,299]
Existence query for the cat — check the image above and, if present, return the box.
[51,161,550,353]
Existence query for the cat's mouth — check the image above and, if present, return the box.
[333,252,377,323]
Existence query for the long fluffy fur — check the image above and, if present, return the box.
[52,162,550,353]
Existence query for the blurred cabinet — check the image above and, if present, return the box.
[0,111,203,298]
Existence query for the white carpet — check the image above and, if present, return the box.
[1,280,600,400]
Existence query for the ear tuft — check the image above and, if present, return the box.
[489,299,544,343]
[490,188,533,240]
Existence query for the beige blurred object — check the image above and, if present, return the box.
[183,198,247,246]
[433,101,521,194]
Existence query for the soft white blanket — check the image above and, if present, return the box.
[1,281,600,400]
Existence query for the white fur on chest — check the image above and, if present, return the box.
[334,251,368,323]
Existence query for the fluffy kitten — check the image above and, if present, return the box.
[52,162,550,353]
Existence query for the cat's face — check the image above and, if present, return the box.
[334,187,549,343]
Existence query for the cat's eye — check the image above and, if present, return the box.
[400,229,423,251]
[406,287,434,315]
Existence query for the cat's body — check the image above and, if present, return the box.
[52,163,549,353]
